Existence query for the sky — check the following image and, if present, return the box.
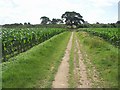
[118,1,120,21]
[0,0,119,25]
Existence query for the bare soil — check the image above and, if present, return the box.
[75,36,91,88]
[52,32,73,88]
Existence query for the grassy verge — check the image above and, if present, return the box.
[2,32,71,88]
[76,31,118,88]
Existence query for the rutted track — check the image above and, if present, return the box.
[75,35,91,88]
[52,32,91,88]
[52,31,101,88]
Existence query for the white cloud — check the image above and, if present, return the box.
[118,1,120,20]
[0,0,118,24]
[88,0,118,23]
[89,0,119,7]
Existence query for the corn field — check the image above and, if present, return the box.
[2,28,65,62]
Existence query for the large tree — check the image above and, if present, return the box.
[51,18,58,24]
[56,19,63,24]
[61,11,84,27]
[40,16,50,24]
[116,20,120,28]
[51,18,63,24]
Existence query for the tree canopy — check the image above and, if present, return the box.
[40,16,50,24]
[51,18,63,24]
[61,11,84,27]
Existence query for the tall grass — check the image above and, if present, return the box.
[2,32,71,88]
[77,31,118,88]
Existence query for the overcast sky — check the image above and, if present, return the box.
[0,0,119,25]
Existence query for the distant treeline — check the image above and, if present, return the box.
[2,21,120,28]
[2,23,66,28]
[78,22,119,28]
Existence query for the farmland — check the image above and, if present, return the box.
[78,28,120,48]
[76,30,118,87]
[1,26,119,88]
[0,0,119,88]
[2,31,71,88]
[2,28,65,62]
